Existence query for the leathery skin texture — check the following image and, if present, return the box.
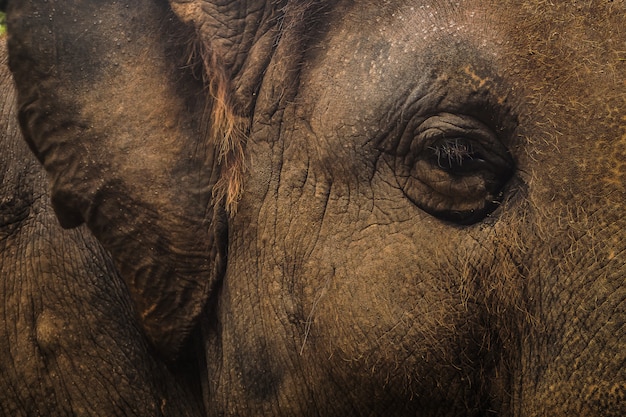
[2,0,625,416]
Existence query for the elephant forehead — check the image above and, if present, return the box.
[293,1,625,193]
[294,3,513,140]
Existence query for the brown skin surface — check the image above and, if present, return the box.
[208,2,626,415]
[6,0,226,360]
[3,0,626,416]
[0,39,204,417]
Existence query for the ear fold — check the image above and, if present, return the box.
[7,0,225,360]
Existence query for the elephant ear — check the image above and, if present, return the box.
[6,0,232,360]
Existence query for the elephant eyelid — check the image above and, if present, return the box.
[380,112,516,225]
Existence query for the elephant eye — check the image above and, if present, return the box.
[388,113,515,225]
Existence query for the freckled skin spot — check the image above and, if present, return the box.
[463,65,491,89]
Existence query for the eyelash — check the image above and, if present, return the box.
[428,138,475,169]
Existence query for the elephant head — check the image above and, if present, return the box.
[4,0,625,416]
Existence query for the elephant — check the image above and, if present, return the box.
[0,38,206,416]
[1,0,625,416]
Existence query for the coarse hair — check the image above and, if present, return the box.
[183,0,327,214]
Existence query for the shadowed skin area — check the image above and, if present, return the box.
[2,0,626,416]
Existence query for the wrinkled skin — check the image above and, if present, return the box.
[0,39,204,417]
[2,0,626,416]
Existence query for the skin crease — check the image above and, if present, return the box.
[2,1,625,417]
